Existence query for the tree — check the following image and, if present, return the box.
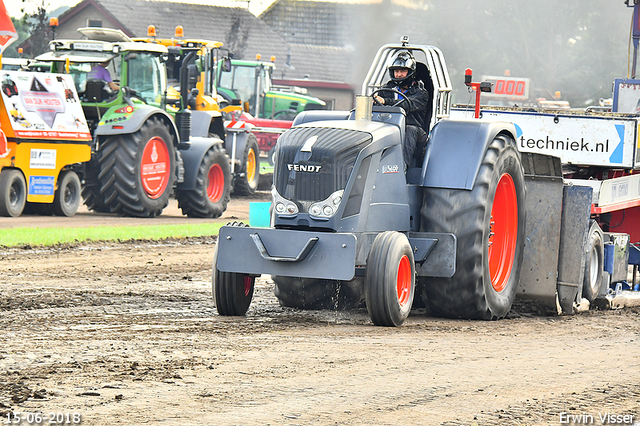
[24,0,52,57]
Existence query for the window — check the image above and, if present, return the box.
[87,19,102,27]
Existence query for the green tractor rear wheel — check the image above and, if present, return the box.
[98,117,175,217]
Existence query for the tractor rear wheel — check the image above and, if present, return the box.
[53,170,81,217]
[233,133,260,195]
[582,220,604,302]
[419,134,525,319]
[0,169,26,217]
[98,117,175,217]
[82,157,111,213]
[212,224,255,316]
[176,143,231,218]
[365,231,415,327]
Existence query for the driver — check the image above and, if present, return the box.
[373,50,429,166]
[88,58,119,92]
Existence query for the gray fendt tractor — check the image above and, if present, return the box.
[213,38,594,326]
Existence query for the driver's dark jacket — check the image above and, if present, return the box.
[380,79,430,130]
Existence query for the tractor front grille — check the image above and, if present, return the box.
[274,127,372,204]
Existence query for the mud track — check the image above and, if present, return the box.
[1,194,639,425]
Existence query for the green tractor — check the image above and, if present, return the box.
[37,27,254,217]
[216,57,326,121]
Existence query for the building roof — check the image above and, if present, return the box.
[52,0,352,84]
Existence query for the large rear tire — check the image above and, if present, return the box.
[419,134,526,319]
[233,133,260,195]
[0,169,26,217]
[365,231,415,327]
[53,170,81,217]
[212,223,255,316]
[176,143,231,218]
[582,220,604,303]
[99,117,176,217]
[82,157,111,213]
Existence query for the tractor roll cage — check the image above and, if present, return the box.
[362,38,453,130]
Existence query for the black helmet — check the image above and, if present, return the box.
[388,50,416,85]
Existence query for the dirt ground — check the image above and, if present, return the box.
[1,193,640,426]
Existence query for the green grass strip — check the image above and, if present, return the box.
[0,223,224,248]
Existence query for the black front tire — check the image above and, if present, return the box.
[99,117,176,217]
[582,220,604,302]
[233,133,260,195]
[273,276,365,310]
[0,169,26,217]
[212,225,255,316]
[53,170,81,217]
[365,231,415,327]
[177,143,231,218]
[419,134,526,320]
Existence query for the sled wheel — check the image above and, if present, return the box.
[582,220,604,302]
[419,134,525,319]
[365,231,415,327]
[53,170,81,217]
[176,143,231,218]
[233,133,260,195]
[212,224,255,316]
[0,169,26,217]
[98,117,175,217]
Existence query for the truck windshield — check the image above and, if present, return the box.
[127,53,165,106]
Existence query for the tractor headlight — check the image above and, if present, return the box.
[309,190,344,219]
[272,188,298,216]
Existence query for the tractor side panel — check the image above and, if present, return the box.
[420,119,517,190]
[190,110,220,138]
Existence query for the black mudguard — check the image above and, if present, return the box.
[420,119,517,190]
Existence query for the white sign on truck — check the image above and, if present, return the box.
[450,108,639,169]
[1,71,91,140]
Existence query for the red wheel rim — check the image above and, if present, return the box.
[207,163,224,203]
[140,136,170,199]
[396,254,412,307]
[488,173,518,293]
[243,276,253,297]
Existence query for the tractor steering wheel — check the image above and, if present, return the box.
[371,88,411,108]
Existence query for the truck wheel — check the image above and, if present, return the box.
[419,134,525,319]
[0,169,26,217]
[212,227,255,316]
[177,144,231,218]
[82,157,111,213]
[582,220,604,302]
[99,117,175,217]
[365,231,415,327]
[233,133,260,195]
[53,170,81,217]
